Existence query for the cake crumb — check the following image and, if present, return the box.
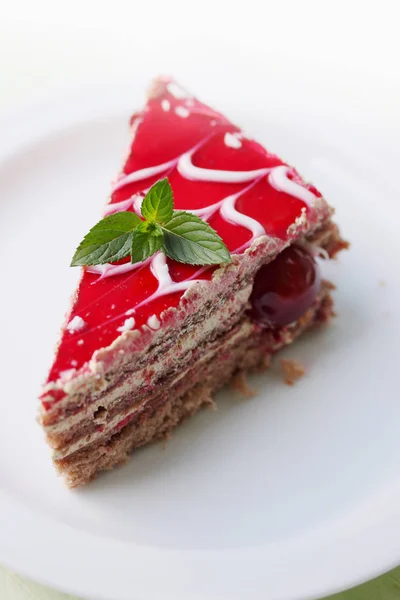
[261,354,272,370]
[378,279,387,287]
[162,431,172,449]
[231,371,255,398]
[322,279,337,290]
[205,396,217,411]
[280,359,305,386]
[297,308,314,329]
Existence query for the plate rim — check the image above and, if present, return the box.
[0,81,399,600]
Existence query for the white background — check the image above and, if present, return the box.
[0,0,399,112]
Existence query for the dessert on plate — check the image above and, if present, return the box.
[39,77,347,487]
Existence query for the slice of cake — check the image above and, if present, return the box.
[39,77,347,487]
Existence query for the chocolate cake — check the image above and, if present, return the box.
[39,77,347,487]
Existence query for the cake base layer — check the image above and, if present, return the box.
[57,286,333,487]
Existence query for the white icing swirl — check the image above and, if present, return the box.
[103,195,141,216]
[94,94,319,330]
[177,145,270,183]
[113,157,177,192]
[87,258,151,280]
[268,165,317,205]
[220,190,266,241]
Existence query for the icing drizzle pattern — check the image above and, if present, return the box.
[47,78,323,384]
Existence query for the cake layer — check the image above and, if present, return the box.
[40,217,343,424]
[41,221,344,465]
[56,288,333,487]
[53,280,332,463]
[53,279,333,460]
[42,283,252,428]
[45,285,253,448]
[53,319,255,460]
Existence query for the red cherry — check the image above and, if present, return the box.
[248,245,321,328]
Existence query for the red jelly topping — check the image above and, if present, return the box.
[46,78,325,387]
[248,245,321,328]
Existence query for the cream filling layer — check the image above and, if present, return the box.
[53,319,255,461]
[46,286,252,439]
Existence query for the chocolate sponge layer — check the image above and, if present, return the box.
[56,285,333,488]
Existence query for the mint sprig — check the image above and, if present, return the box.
[71,179,231,267]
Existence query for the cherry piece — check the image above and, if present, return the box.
[248,245,321,328]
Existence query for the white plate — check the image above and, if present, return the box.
[0,73,399,600]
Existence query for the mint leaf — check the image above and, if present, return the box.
[71,211,141,266]
[141,178,174,223]
[161,211,231,265]
[131,221,163,264]
[70,181,232,269]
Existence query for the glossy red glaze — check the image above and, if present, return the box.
[47,78,323,388]
[248,245,321,327]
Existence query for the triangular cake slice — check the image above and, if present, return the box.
[39,77,347,487]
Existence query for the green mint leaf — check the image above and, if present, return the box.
[140,178,174,223]
[131,221,163,264]
[70,181,232,270]
[71,211,141,266]
[161,211,231,266]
